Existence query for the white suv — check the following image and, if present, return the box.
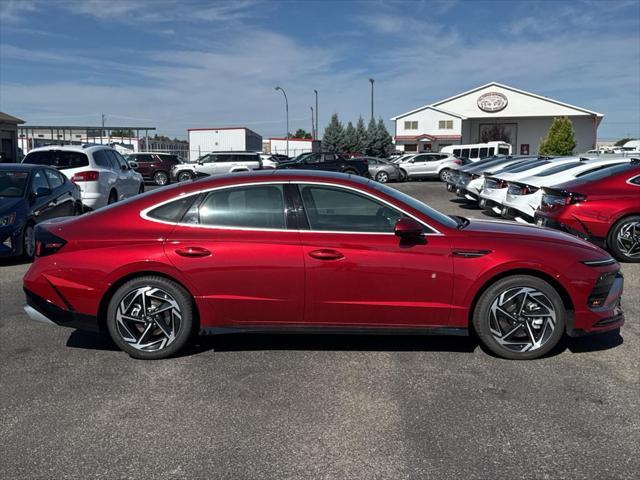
[397,153,462,181]
[23,145,144,210]
[172,152,262,182]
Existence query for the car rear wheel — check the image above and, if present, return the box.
[22,222,35,260]
[439,169,451,182]
[178,171,193,182]
[375,171,390,183]
[343,168,358,176]
[153,171,169,186]
[608,215,640,263]
[106,276,194,360]
[472,275,565,360]
[107,189,118,205]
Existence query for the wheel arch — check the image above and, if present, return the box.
[606,211,640,244]
[96,270,201,333]
[467,268,575,331]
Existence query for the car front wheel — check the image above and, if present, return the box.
[608,215,640,262]
[439,169,451,182]
[472,275,565,360]
[106,276,195,359]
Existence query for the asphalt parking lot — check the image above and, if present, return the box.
[1,179,638,480]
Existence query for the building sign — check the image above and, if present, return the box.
[477,92,508,112]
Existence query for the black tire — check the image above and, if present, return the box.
[153,171,169,186]
[399,169,408,181]
[138,183,145,194]
[106,276,195,360]
[342,168,358,176]
[107,189,118,205]
[177,171,193,182]
[375,171,390,183]
[607,215,640,263]
[472,275,566,360]
[439,169,450,182]
[22,222,35,260]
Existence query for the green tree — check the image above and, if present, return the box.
[539,117,577,156]
[292,129,312,139]
[342,121,357,152]
[375,118,393,157]
[322,113,344,152]
[615,137,635,147]
[365,117,378,156]
[355,116,367,153]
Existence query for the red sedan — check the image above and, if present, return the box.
[23,171,624,360]
[535,161,640,262]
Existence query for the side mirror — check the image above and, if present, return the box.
[35,187,52,198]
[394,217,423,238]
[128,161,139,169]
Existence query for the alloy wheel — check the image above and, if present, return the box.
[178,172,192,182]
[154,171,168,186]
[488,286,556,353]
[376,171,389,183]
[115,286,182,352]
[616,221,640,259]
[23,225,35,258]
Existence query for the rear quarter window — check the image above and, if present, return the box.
[146,195,198,223]
[24,151,89,170]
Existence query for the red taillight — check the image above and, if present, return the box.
[497,180,506,188]
[71,171,99,182]
[452,159,462,165]
[35,228,67,257]
[362,159,368,166]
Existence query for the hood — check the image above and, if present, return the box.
[0,197,25,216]
[461,218,606,254]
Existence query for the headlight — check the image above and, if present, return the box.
[0,212,16,227]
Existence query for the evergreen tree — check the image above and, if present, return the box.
[365,117,377,156]
[375,118,393,157]
[355,116,367,153]
[322,113,344,152]
[342,121,357,152]
[292,129,312,139]
[539,117,577,156]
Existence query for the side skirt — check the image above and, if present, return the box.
[199,326,469,337]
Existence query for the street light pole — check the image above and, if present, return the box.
[369,78,375,121]
[314,89,318,139]
[310,106,315,140]
[275,86,289,157]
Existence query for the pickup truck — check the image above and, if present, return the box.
[276,152,370,177]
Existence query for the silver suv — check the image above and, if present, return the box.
[396,153,462,181]
[171,152,262,182]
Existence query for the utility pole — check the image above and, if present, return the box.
[310,107,315,140]
[369,78,375,121]
[314,90,318,139]
[275,86,289,157]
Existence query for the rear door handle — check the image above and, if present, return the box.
[175,246,211,258]
[308,249,344,260]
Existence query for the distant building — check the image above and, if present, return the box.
[187,127,262,161]
[391,82,603,155]
[0,112,25,163]
[268,137,315,157]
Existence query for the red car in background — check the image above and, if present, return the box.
[535,161,640,262]
[23,171,624,360]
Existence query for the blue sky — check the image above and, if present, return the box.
[1,0,639,140]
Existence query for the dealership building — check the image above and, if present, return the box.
[391,82,603,155]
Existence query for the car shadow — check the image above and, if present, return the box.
[64,328,624,358]
[0,256,32,267]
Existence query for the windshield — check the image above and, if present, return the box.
[0,171,29,197]
[373,183,459,229]
[24,150,89,170]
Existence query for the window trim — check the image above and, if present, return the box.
[140,181,442,235]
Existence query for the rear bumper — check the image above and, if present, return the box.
[23,288,100,333]
[534,214,607,247]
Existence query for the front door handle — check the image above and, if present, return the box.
[308,249,344,261]
[175,246,211,258]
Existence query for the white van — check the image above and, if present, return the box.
[441,142,512,161]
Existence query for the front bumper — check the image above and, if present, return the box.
[568,272,625,336]
[23,288,100,333]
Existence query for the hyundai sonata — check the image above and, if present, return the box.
[23,171,624,360]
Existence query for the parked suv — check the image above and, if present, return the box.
[396,153,463,181]
[171,152,262,182]
[23,145,144,210]
[277,152,370,177]
[124,152,184,186]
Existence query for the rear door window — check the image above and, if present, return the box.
[44,168,65,189]
[93,150,113,169]
[198,185,286,229]
[136,154,156,162]
[24,151,89,170]
[31,170,50,193]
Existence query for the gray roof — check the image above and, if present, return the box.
[0,112,25,124]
